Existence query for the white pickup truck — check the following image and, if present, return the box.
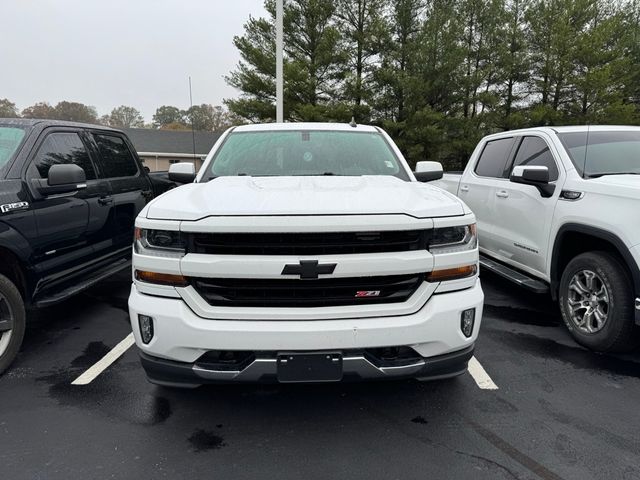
[128,123,483,387]
[434,125,640,352]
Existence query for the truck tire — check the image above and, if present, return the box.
[559,251,639,352]
[0,273,26,375]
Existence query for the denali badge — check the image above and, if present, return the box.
[281,260,337,279]
[355,290,381,298]
[0,202,29,214]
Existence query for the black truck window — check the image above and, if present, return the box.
[31,132,96,180]
[93,134,138,178]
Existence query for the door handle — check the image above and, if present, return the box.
[460,185,469,192]
[496,190,509,198]
[98,196,114,206]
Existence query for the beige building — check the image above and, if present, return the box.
[123,128,222,172]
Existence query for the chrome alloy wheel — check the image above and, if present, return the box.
[567,269,610,334]
[0,293,14,358]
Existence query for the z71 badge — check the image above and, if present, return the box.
[0,202,30,214]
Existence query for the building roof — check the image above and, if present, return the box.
[122,128,221,156]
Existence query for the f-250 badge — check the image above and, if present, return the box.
[0,202,29,214]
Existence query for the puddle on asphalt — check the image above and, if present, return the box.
[36,341,173,426]
[493,330,640,379]
[483,304,561,327]
[188,429,227,452]
[71,341,111,368]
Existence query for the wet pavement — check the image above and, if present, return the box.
[1,271,639,480]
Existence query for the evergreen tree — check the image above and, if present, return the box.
[496,0,530,129]
[372,0,424,123]
[225,0,640,168]
[335,0,386,120]
[226,0,347,122]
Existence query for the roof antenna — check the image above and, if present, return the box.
[582,124,590,178]
[189,76,196,162]
[349,117,357,128]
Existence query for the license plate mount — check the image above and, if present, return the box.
[277,352,343,383]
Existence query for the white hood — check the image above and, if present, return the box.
[146,176,465,221]
[582,175,640,200]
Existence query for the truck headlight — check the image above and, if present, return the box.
[134,228,185,257]
[428,224,477,254]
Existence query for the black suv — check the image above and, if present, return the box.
[0,119,174,373]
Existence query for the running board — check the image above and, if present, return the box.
[479,255,549,294]
[34,259,130,308]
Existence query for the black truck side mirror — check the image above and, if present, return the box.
[34,164,87,196]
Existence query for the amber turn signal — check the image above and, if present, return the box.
[135,270,188,287]
[426,264,477,282]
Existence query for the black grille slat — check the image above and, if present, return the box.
[190,231,426,256]
[194,277,419,291]
[192,274,424,308]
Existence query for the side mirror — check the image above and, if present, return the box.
[510,165,555,198]
[34,164,87,196]
[414,161,443,182]
[168,162,196,183]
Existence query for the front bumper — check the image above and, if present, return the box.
[128,279,483,385]
[139,344,475,387]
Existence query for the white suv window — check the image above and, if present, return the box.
[511,136,559,181]
[474,137,515,178]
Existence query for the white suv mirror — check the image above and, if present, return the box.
[414,161,443,182]
[510,165,555,197]
[168,162,196,184]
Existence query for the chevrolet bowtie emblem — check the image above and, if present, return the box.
[281,260,337,279]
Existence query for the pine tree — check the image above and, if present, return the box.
[226,0,347,122]
[335,0,386,120]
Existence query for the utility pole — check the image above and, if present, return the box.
[276,0,284,123]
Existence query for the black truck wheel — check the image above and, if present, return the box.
[559,251,639,352]
[0,274,26,375]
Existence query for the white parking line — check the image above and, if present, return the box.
[71,336,497,388]
[468,356,498,390]
[71,333,135,385]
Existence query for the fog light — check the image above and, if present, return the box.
[138,314,154,344]
[460,308,475,338]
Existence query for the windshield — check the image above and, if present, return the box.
[558,130,640,178]
[202,130,409,181]
[0,126,27,173]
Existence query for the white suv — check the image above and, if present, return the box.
[128,123,483,387]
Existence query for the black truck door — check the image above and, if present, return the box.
[24,130,107,295]
[90,132,152,252]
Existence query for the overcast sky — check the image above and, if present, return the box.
[0,0,267,121]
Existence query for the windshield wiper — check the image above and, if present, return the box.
[586,172,640,178]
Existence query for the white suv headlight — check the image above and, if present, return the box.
[429,224,477,254]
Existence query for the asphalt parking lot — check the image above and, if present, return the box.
[1,271,639,480]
